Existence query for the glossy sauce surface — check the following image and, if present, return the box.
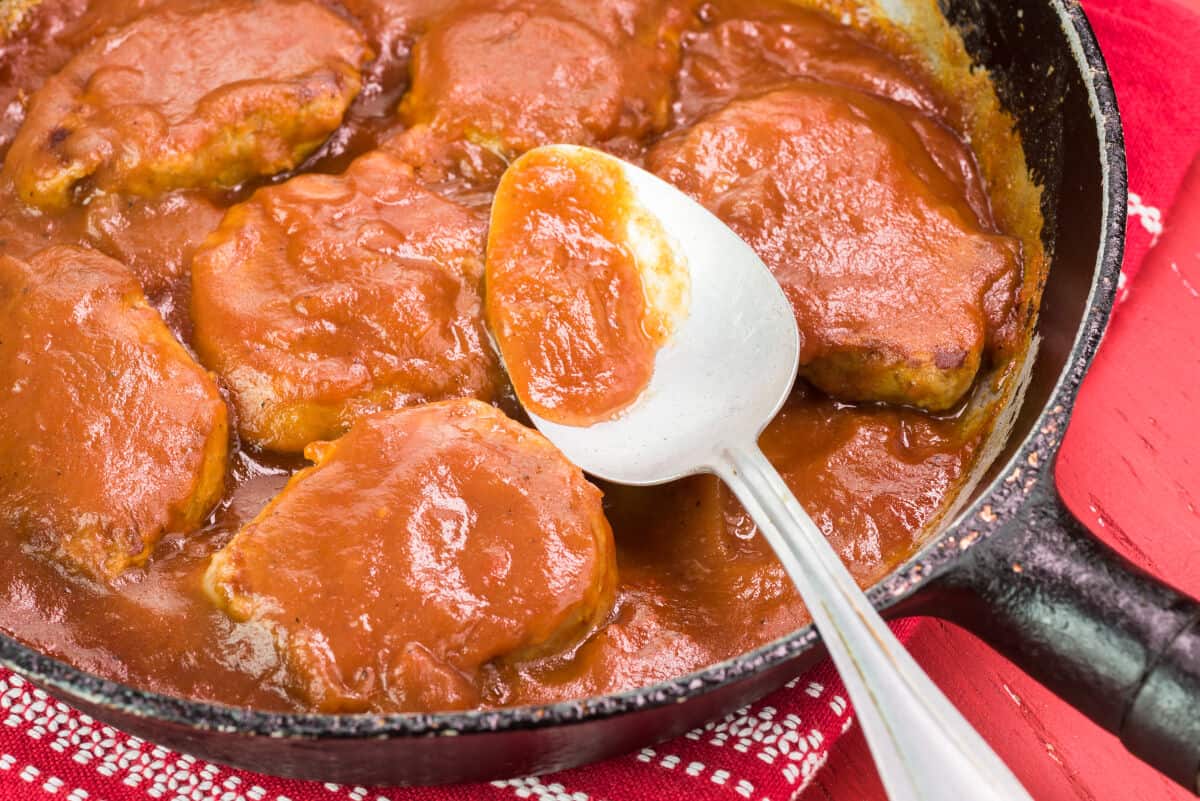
[191,149,503,452]
[206,400,616,712]
[397,0,692,157]
[3,0,372,210]
[0,0,1018,712]
[0,246,228,581]
[487,147,686,425]
[649,85,1021,411]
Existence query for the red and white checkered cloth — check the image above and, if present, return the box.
[1,0,1198,799]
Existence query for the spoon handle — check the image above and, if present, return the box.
[715,442,1034,801]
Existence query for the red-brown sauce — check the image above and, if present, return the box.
[206,400,616,712]
[0,0,1018,712]
[190,149,504,452]
[486,146,686,425]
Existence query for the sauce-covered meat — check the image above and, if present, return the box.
[648,85,1021,411]
[191,149,502,453]
[672,0,939,126]
[206,400,616,712]
[395,0,691,162]
[487,146,687,424]
[0,245,227,581]
[0,0,1031,715]
[0,0,179,152]
[2,0,371,210]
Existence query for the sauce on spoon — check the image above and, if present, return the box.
[486,146,689,425]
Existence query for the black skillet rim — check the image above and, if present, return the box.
[0,0,1127,742]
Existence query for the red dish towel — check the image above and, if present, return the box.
[2,1,1199,799]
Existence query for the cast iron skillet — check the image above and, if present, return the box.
[2,0,1199,792]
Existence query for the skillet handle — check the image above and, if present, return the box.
[932,460,1200,793]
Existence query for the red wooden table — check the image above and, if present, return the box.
[802,1,1200,796]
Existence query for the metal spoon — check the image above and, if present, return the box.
[498,145,1036,801]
